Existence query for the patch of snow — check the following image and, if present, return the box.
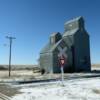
[11,78,100,100]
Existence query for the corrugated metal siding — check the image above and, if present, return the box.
[74,31,91,72]
[40,53,53,73]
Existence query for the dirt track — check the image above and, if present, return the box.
[0,84,19,97]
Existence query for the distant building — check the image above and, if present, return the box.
[39,16,91,73]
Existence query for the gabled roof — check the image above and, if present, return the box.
[63,28,79,37]
[40,28,78,54]
[40,38,69,54]
[64,16,83,25]
[40,16,86,54]
[40,39,62,54]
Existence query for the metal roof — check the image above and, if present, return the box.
[40,40,62,54]
[64,16,83,25]
[63,28,79,37]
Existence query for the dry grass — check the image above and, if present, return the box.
[92,89,100,94]
[92,64,100,67]
[0,70,40,78]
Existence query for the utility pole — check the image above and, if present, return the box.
[6,36,16,77]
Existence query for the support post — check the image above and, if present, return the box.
[6,36,16,77]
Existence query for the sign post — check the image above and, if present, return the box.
[61,66,64,83]
[58,46,67,86]
[59,56,65,85]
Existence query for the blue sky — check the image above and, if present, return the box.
[0,0,100,65]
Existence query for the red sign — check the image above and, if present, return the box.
[59,56,65,66]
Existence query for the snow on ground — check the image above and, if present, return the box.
[11,78,100,100]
